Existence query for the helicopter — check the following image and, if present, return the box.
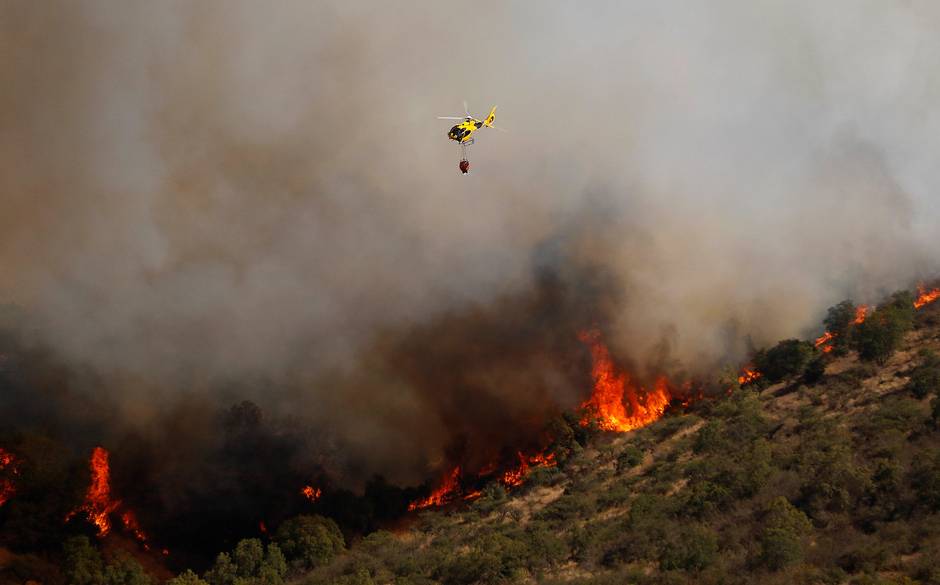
[438,103,499,174]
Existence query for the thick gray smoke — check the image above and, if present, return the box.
[2,1,939,483]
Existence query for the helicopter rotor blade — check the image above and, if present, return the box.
[437,116,466,120]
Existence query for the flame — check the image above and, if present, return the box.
[814,331,835,349]
[578,329,671,432]
[121,511,150,549]
[854,305,869,324]
[501,451,557,488]
[67,447,150,549]
[0,447,16,507]
[408,466,461,511]
[301,485,322,502]
[69,447,122,536]
[914,286,940,310]
[259,521,267,534]
[737,368,762,386]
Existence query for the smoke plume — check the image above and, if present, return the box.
[2,1,940,496]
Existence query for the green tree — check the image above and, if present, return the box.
[63,536,104,585]
[908,350,940,399]
[168,570,209,585]
[854,292,915,364]
[659,524,718,572]
[274,515,345,569]
[101,555,154,585]
[233,538,265,578]
[754,339,816,383]
[759,497,812,570]
[823,300,858,356]
[204,552,237,585]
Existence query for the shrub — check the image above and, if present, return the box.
[754,339,816,383]
[167,570,209,585]
[759,497,812,570]
[659,525,718,572]
[907,350,940,399]
[275,515,345,569]
[63,536,104,585]
[824,300,859,356]
[854,292,915,364]
[616,445,644,472]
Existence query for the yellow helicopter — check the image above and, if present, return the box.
[438,103,500,174]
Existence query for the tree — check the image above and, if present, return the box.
[823,300,857,356]
[754,339,816,383]
[101,555,154,585]
[659,524,718,571]
[167,570,209,585]
[759,497,812,570]
[854,292,915,365]
[908,350,940,399]
[204,552,237,585]
[274,515,345,569]
[63,536,104,585]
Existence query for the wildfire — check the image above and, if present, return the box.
[915,286,940,310]
[578,329,671,433]
[301,485,322,503]
[854,305,869,324]
[67,447,151,549]
[0,447,17,507]
[409,465,461,511]
[737,368,762,386]
[69,447,122,536]
[501,451,557,488]
[814,331,835,349]
[121,511,150,549]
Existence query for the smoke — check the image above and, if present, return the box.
[2,0,940,489]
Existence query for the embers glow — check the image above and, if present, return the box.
[0,447,16,507]
[737,368,762,386]
[578,329,671,432]
[915,287,940,310]
[301,485,322,502]
[408,466,461,511]
[121,510,150,549]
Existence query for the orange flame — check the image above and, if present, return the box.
[69,447,122,536]
[814,331,835,349]
[578,329,671,432]
[501,451,557,488]
[121,511,150,549]
[408,466,461,511]
[914,287,940,310]
[301,485,322,502]
[854,305,869,324]
[0,447,16,507]
[67,447,150,548]
[737,368,762,386]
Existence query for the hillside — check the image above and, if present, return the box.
[285,300,940,585]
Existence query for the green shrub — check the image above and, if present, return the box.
[854,292,915,364]
[659,524,718,572]
[167,570,209,585]
[908,350,940,399]
[616,445,644,471]
[754,339,816,383]
[759,497,812,570]
[63,536,104,585]
[823,300,859,356]
[275,515,345,569]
